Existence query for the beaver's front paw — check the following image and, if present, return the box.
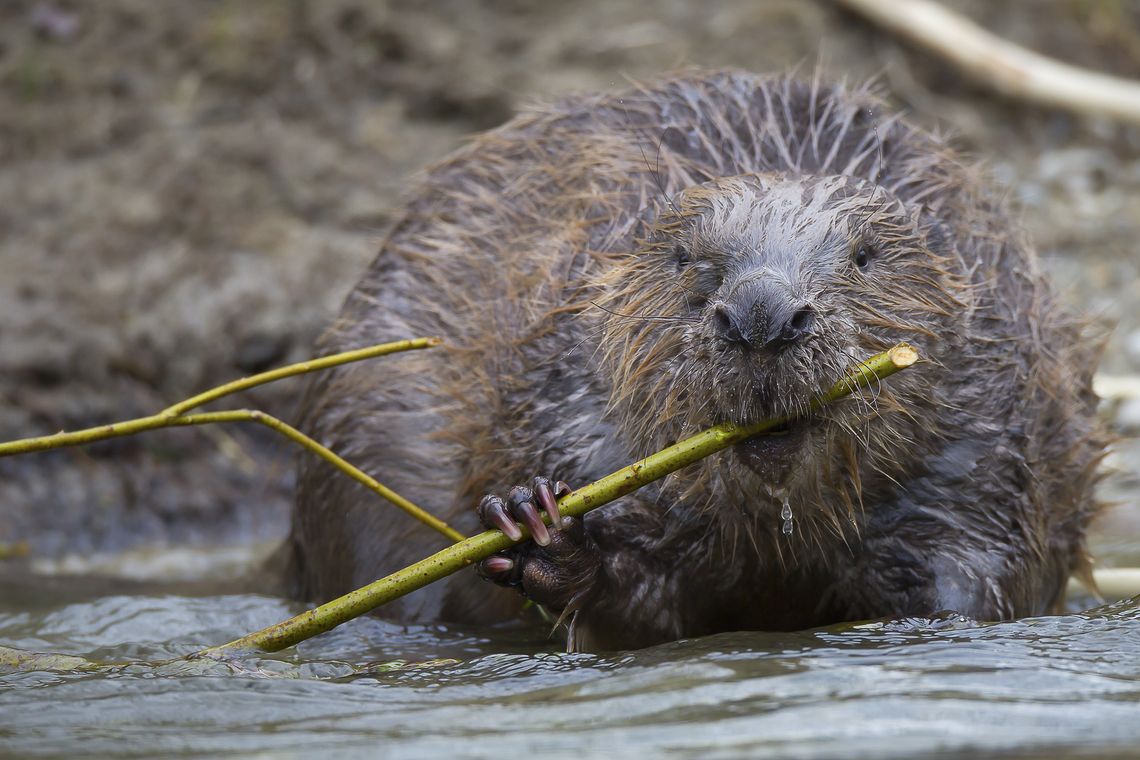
[476,476,602,612]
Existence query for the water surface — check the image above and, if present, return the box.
[4,439,1139,758]
[3,586,1139,759]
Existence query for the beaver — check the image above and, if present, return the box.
[289,70,1106,651]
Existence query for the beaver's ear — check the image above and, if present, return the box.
[633,196,687,245]
[633,202,659,239]
[918,212,956,256]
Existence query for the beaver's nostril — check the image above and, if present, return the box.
[788,306,815,336]
[712,303,747,344]
[771,304,815,345]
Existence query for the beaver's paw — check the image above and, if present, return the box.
[476,477,602,611]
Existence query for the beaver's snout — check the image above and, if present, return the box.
[709,272,816,351]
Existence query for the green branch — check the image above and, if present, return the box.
[201,343,919,657]
[0,337,465,543]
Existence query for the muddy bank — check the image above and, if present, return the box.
[0,0,1137,569]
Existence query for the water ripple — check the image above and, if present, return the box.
[3,593,1140,758]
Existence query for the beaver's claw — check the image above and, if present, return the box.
[476,476,568,547]
[476,476,602,611]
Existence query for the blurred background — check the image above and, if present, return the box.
[1,0,1138,580]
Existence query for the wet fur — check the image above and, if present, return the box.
[289,71,1106,650]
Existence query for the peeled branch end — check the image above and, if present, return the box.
[888,343,918,369]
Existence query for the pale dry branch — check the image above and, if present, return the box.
[837,0,1140,125]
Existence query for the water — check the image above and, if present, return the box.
[3,586,1140,758]
[4,438,1139,758]
[781,497,794,536]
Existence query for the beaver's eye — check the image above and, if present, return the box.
[673,244,691,270]
[854,243,876,270]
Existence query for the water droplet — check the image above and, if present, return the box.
[780,497,794,536]
[780,498,792,522]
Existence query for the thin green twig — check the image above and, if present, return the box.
[161,338,441,417]
[0,337,464,542]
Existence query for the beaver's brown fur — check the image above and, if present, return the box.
[289,70,1107,651]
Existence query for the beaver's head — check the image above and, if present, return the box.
[598,173,966,491]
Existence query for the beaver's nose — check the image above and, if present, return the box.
[711,293,816,349]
